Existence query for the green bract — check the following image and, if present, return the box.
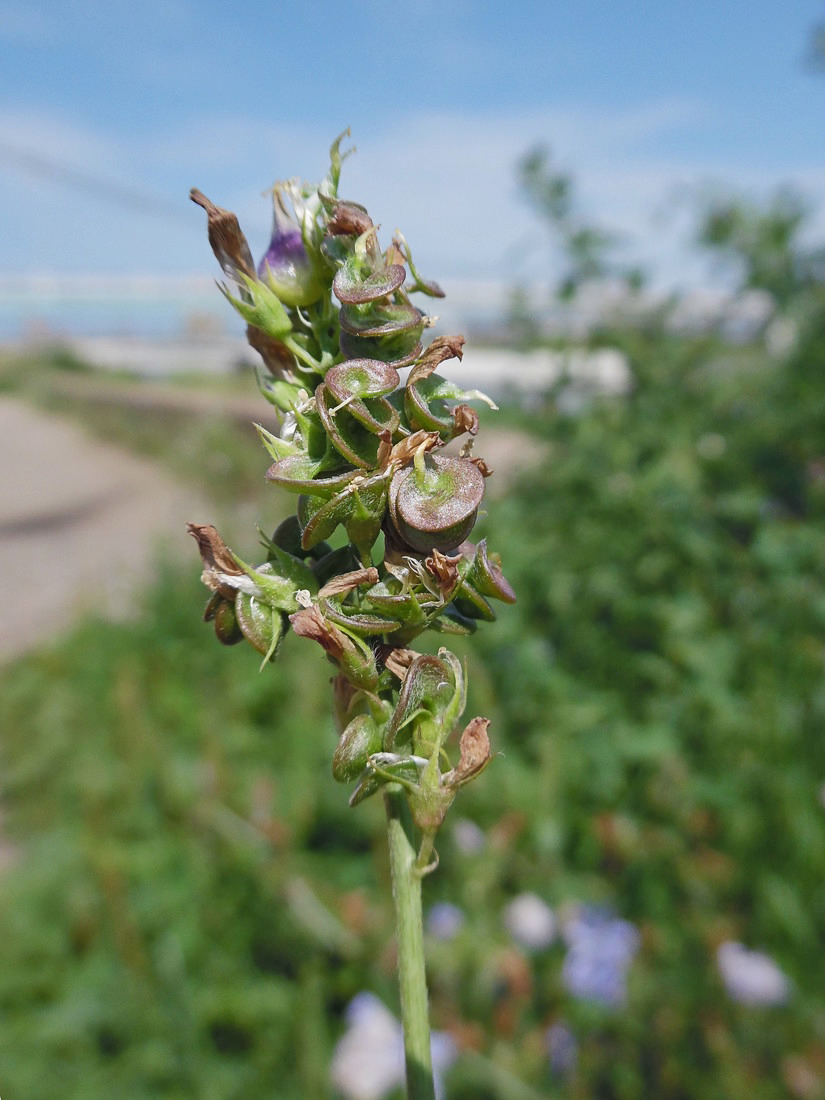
[189,133,513,842]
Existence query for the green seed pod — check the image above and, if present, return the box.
[332,714,383,782]
[213,597,244,645]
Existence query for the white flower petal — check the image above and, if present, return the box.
[503,892,556,951]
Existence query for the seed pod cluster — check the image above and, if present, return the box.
[189,134,513,819]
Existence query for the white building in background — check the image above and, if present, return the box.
[0,273,773,395]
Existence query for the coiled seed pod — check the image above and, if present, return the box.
[331,228,425,366]
[388,455,485,553]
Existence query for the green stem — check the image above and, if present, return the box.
[384,789,436,1100]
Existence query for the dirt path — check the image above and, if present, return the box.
[0,382,544,663]
[0,394,205,662]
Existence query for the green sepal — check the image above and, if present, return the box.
[299,492,350,550]
[339,328,423,368]
[344,480,388,562]
[405,373,497,436]
[289,605,379,690]
[319,233,355,270]
[257,375,306,414]
[319,597,402,637]
[267,455,359,498]
[344,394,400,437]
[336,623,380,691]
[393,230,445,298]
[231,556,316,614]
[255,423,299,464]
[349,754,422,807]
[299,477,387,555]
[324,358,400,401]
[386,652,465,757]
[319,128,352,204]
[364,579,429,626]
[221,274,292,339]
[453,582,496,622]
[332,251,406,305]
[235,591,287,662]
[429,605,478,636]
[316,384,382,469]
[292,404,332,461]
[338,302,423,339]
[266,545,318,596]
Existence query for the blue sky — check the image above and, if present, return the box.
[1,0,823,290]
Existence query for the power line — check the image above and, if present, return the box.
[0,138,185,221]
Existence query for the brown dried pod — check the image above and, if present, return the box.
[190,189,256,286]
[443,717,492,788]
[406,335,465,387]
[327,201,374,237]
[187,522,244,599]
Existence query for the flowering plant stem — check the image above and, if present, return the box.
[384,789,436,1100]
[189,138,516,1096]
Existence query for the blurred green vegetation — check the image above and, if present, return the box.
[2,194,825,1098]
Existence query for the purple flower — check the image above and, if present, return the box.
[452,817,486,855]
[257,182,323,307]
[426,901,466,941]
[716,942,790,1006]
[546,1021,577,1076]
[561,905,639,1007]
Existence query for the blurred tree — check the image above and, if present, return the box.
[806,15,825,70]
[517,145,618,301]
[697,188,825,310]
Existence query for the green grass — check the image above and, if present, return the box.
[2,315,825,1097]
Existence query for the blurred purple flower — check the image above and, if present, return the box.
[716,941,790,1006]
[452,817,486,855]
[546,1021,578,1076]
[503,892,557,951]
[330,993,457,1100]
[561,905,639,1007]
[427,901,466,941]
